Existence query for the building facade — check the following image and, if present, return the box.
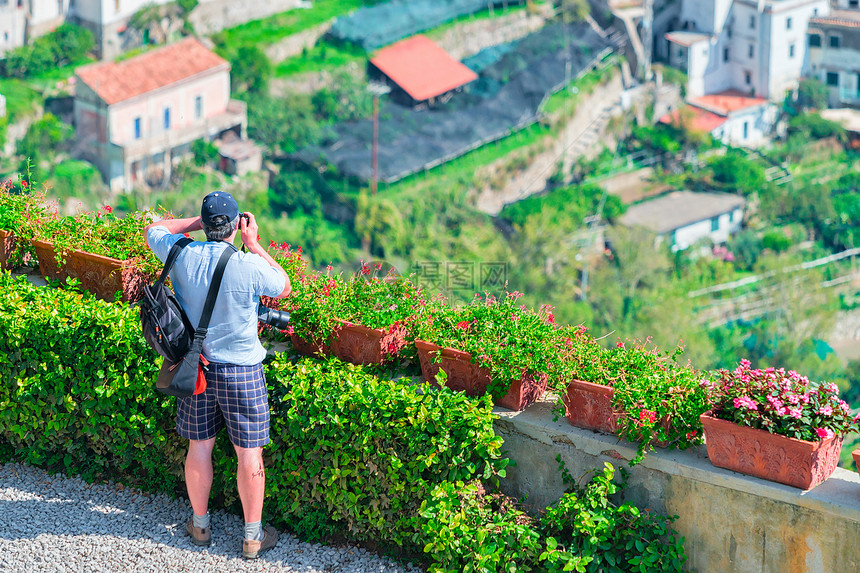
[0,0,304,59]
[664,0,830,99]
[0,0,69,56]
[74,38,246,190]
[807,8,860,107]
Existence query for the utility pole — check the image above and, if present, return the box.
[368,82,391,195]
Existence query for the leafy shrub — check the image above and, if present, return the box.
[191,139,219,167]
[788,113,845,141]
[709,153,766,196]
[540,462,686,573]
[419,462,687,573]
[0,273,182,491]
[260,356,510,546]
[420,480,542,572]
[761,231,792,253]
[4,24,93,78]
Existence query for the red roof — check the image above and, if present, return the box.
[370,35,477,102]
[689,90,768,116]
[659,107,727,133]
[76,38,229,105]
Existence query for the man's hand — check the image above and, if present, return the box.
[239,211,291,298]
[239,212,260,248]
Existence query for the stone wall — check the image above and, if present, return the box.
[189,0,304,35]
[494,399,860,573]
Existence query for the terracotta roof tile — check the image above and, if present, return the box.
[370,35,477,102]
[811,10,860,29]
[76,38,229,105]
[659,106,727,133]
[689,90,769,116]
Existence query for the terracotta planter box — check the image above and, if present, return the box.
[700,412,842,490]
[330,319,407,365]
[414,339,547,411]
[0,229,15,270]
[854,449,860,476]
[290,333,331,358]
[31,240,148,303]
[562,379,622,434]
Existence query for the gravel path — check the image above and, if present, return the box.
[0,463,422,573]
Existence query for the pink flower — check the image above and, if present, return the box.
[616,341,625,349]
[788,408,803,419]
[286,326,295,335]
[818,405,833,416]
[815,428,835,440]
[104,205,113,214]
[733,396,758,411]
[455,320,471,331]
[787,394,800,405]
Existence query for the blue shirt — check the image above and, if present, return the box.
[146,226,286,366]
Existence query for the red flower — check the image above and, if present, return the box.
[20,180,28,188]
[104,205,113,213]
[455,320,471,330]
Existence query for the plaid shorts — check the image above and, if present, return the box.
[176,362,270,448]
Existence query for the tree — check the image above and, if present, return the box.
[229,46,272,96]
[269,170,322,216]
[709,153,766,196]
[796,78,829,112]
[16,113,73,181]
[246,93,321,153]
[49,24,95,66]
[311,69,374,122]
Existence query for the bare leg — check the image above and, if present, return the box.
[185,438,216,516]
[234,445,265,523]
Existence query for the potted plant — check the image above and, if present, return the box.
[330,262,425,365]
[26,207,162,302]
[551,328,709,461]
[264,242,341,358]
[410,292,553,411]
[0,177,56,270]
[700,359,860,490]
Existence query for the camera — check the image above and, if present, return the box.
[239,212,250,227]
[257,303,291,330]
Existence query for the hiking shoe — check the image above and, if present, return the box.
[186,518,211,547]
[243,525,278,559]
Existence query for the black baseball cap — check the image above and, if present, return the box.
[201,191,239,226]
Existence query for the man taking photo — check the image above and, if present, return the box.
[144,191,291,559]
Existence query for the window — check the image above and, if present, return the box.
[743,121,749,140]
[115,0,120,13]
[809,33,822,47]
[194,96,203,119]
[749,15,755,29]
[851,1,859,8]
[749,44,754,58]
[826,71,839,87]
[830,35,841,48]
[723,47,730,62]
[745,71,752,85]
[163,107,171,130]
[133,117,141,139]
[711,218,720,232]
[786,17,792,30]
[789,43,795,59]
[57,0,63,15]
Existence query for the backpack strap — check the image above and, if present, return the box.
[192,243,237,341]
[157,237,194,286]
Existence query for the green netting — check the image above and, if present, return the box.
[294,22,614,183]
[330,0,523,50]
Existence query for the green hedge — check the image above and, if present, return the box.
[0,271,507,551]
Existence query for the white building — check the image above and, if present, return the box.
[0,0,68,56]
[659,90,778,147]
[664,0,830,100]
[0,0,304,59]
[619,191,746,252]
[806,8,860,107]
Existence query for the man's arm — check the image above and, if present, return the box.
[240,212,292,299]
[143,216,203,238]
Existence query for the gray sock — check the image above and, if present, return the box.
[244,520,263,541]
[192,512,210,529]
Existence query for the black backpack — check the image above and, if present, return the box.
[140,237,194,364]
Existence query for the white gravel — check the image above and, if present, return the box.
[0,463,422,573]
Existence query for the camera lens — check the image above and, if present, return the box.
[257,303,290,330]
